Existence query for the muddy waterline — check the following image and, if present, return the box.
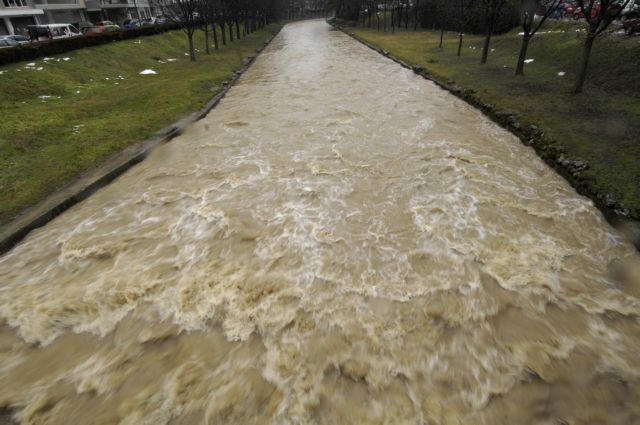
[1,20,640,425]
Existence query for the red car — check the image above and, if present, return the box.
[624,15,640,35]
[570,2,625,20]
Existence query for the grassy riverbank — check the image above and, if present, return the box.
[0,25,281,225]
[349,21,640,219]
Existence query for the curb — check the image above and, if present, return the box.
[0,28,282,256]
[331,23,640,249]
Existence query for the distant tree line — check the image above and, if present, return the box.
[160,0,326,62]
[332,0,634,93]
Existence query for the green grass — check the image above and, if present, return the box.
[0,25,281,224]
[351,21,640,218]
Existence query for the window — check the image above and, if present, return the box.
[2,0,28,7]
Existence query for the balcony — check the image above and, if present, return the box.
[100,0,149,8]
[2,0,29,7]
[33,0,81,4]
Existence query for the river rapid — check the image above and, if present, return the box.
[1,20,640,425]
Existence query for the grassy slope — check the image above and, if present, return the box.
[352,21,640,218]
[0,25,281,224]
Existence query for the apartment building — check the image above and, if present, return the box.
[1,0,154,35]
[0,0,44,35]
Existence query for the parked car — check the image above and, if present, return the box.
[0,34,30,44]
[27,24,82,41]
[570,2,629,20]
[93,21,120,33]
[0,38,20,48]
[623,13,640,35]
[122,19,143,29]
[77,21,95,34]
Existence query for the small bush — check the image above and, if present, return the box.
[0,23,180,66]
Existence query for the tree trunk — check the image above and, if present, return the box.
[574,32,596,93]
[439,28,444,48]
[229,20,234,42]
[377,13,380,31]
[481,25,492,64]
[457,32,463,56]
[391,8,395,33]
[188,31,196,62]
[221,22,227,45]
[515,34,531,75]
[405,5,408,29]
[204,25,210,54]
[235,19,240,39]
[212,23,219,50]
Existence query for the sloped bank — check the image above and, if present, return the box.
[330,22,640,249]
[0,28,282,255]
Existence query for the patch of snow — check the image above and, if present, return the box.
[139,69,157,75]
[558,71,566,76]
[491,48,495,52]
[167,58,177,62]
[36,67,43,71]
[184,53,189,56]
[0,71,5,75]
[524,59,535,64]
[158,60,166,64]
[133,40,142,44]
[63,57,70,61]
[75,90,81,94]
[25,62,36,67]
[43,57,54,61]
[105,77,110,80]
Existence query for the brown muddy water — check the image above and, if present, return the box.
[1,20,640,425]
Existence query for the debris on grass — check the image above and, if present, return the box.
[139,69,157,75]
[524,59,535,64]
[558,71,566,76]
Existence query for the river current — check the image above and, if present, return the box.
[1,20,639,425]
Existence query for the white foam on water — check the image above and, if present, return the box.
[0,20,639,425]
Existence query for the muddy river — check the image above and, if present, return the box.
[1,20,640,425]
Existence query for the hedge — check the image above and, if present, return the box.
[0,23,180,66]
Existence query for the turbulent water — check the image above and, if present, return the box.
[1,20,640,425]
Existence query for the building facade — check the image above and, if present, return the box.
[1,0,154,35]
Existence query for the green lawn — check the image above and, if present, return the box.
[350,21,640,219]
[0,25,281,225]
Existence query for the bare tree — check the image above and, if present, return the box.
[573,0,632,93]
[160,0,201,61]
[480,0,507,64]
[455,0,473,56]
[198,0,220,51]
[515,0,562,75]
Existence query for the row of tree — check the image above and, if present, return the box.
[333,0,634,93]
[160,0,319,62]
